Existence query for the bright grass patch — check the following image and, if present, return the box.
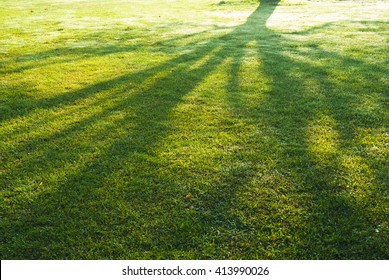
[1,0,388,259]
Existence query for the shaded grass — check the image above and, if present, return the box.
[1,0,388,259]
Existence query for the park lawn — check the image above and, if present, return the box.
[0,0,388,259]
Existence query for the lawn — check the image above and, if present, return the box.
[0,0,388,259]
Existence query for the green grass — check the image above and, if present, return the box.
[1,0,388,259]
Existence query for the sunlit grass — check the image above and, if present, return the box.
[1,0,388,259]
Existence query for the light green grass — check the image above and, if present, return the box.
[1,0,388,259]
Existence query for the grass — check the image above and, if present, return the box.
[0,0,388,259]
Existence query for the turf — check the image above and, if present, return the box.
[0,0,388,259]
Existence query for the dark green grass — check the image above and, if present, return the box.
[1,0,388,259]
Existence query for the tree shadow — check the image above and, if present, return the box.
[1,0,388,259]
[225,1,388,258]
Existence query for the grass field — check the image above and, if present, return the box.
[1,0,388,259]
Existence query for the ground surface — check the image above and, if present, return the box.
[1,0,388,259]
